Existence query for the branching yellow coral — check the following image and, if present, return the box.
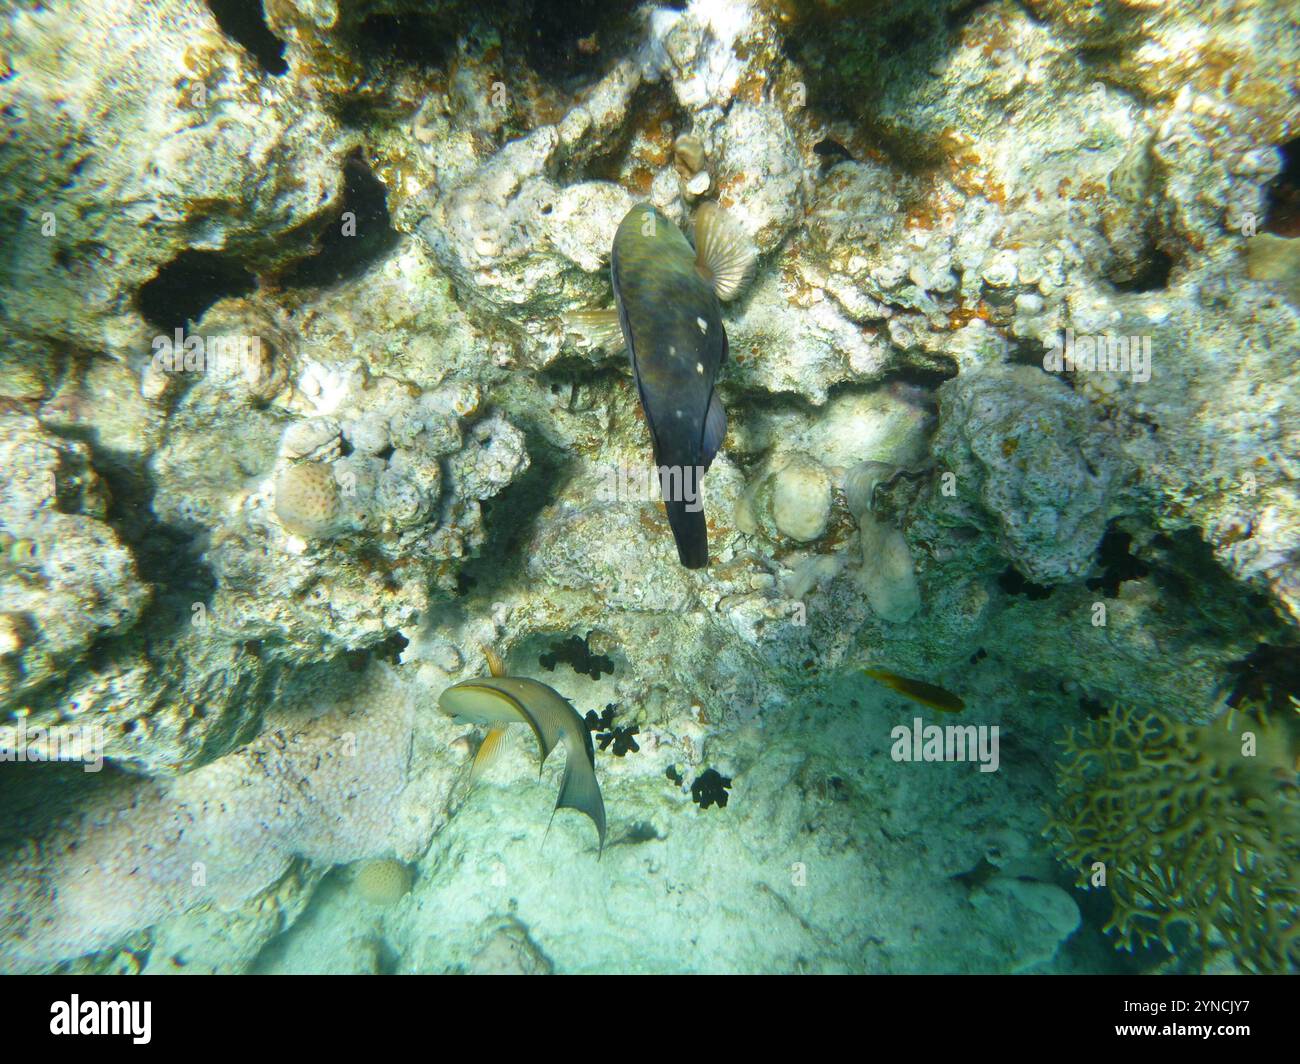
[1046,704,1299,973]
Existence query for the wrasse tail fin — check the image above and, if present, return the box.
[693,201,757,302]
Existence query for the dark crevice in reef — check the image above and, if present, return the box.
[578,82,685,188]
[519,0,643,86]
[342,1,647,98]
[777,0,993,170]
[205,0,288,76]
[1263,136,1300,237]
[1078,694,1107,719]
[348,632,409,670]
[885,361,958,390]
[89,444,218,630]
[277,154,399,289]
[998,565,1054,600]
[349,9,460,70]
[1145,529,1279,633]
[1111,246,1174,293]
[137,250,257,334]
[1015,337,1065,378]
[14,427,231,743]
[454,419,574,599]
[37,365,220,637]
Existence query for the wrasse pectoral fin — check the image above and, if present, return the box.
[862,668,966,714]
[693,201,757,302]
[562,308,626,352]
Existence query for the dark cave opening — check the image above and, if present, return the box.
[277,154,399,289]
[136,249,257,334]
[1112,247,1174,293]
[205,0,288,76]
[520,0,646,84]
[351,10,459,69]
[1263,136,1300,237]
[998,565,1054,600]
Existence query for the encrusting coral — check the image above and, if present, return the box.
[1046,703,1300,973]
[0,664,443,971]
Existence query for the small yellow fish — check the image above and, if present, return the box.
[863,668,965,714]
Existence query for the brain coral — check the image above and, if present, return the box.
[1046,704,1299,973]
[351,858,413,906]
[275,461,343,538]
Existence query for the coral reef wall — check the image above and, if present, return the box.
[0,0,1295,973]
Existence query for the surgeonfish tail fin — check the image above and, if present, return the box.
[693,201,757,302]
[480,643,506,677]
[664,498,708,569]
[562,308,626,352]
[555,750,607,857]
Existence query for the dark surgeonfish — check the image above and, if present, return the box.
[567,201,757,568]
[438,645,607,854]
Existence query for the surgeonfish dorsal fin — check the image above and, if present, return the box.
[693,201,757,302]
[702,391,727,472]
[481,643,506,678]
[562,308,626,352]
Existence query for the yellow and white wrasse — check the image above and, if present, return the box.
[438,646,606,855]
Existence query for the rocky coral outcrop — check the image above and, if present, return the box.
[0,662,452,972]
[0,0,1296,974]
[0,409,150,712]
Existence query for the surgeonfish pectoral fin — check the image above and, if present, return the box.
[470,726,510,784]
[562,308,626,352]
[702,392,727,471]
[554,750,608,857]
[693,201,757,302]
